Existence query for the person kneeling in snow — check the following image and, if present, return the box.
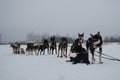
[67,44,90,65]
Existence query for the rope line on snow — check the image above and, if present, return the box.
[95,51,120,61]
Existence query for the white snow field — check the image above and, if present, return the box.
[0,43,120,80]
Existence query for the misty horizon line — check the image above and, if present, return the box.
[1,32,120,43]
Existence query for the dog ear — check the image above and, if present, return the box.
[90,33,93,37]
[50,37,52,41]
[53,36,55,40]
[82,33,84,37]
[97,31,100,35]
[78,33,84,36]
[78,33,80,37]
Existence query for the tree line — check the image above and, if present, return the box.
[104,35,120,42]
[0,33,120,44]
[26,32,76,43]
[26,32,120,43]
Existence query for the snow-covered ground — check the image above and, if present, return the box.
[0,43,120,80]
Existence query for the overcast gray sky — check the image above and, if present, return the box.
[0,0,120,42]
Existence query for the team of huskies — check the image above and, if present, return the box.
[10,32,103,65]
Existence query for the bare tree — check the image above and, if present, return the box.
[26,32,76,43]
[26,32,50,42]
[104,35,120,42]
[0,33,2,44]
[26,32,36,41]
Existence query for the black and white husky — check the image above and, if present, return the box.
[50,36,57,55]
[57,37,68,58]
[70,33,84,53]
[86,31,103,64]
[10,43,20,54]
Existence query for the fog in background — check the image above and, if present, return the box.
[0,0,120,42]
